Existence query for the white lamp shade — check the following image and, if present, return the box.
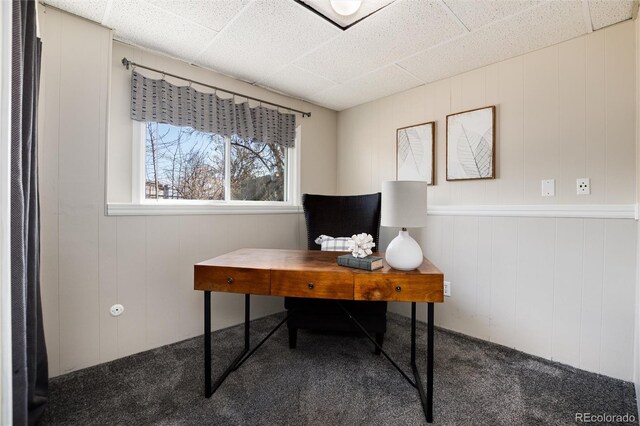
[381,181,428,228]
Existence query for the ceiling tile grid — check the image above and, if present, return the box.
[293,0,466,84]
[256,64,337,100]
[309,64,423,110]
[442,0,544,31]
[45,0,636,111]
[588,0,635,30]
[146,0,251,32]
[398,0,586,86]
[104,1,219,61]
[45,0,109,23]
[193,0,342,84]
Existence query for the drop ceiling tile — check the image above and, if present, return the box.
[308,65,422,110]
[294,0,465,84]
[104,1,218,62]
[257,66,337,100]
[399,0,585,84]
[195,0,341,84]
[147,0,250,32]
[45,0,108,23]
[588,0,634,30]
[443,0,543,31]
[299,0,396,27]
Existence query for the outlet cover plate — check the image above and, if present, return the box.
[444,281,451,297]
[577,178,590,195]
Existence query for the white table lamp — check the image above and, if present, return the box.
[381,181,428,270]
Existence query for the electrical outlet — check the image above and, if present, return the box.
[541,179,555,197]
[444,281,451,297]
[577,178,590,195]
[110,304,124,317]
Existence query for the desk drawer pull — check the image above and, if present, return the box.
[308,282,314,290]
[227,277,234,285]
[395,285,402,292]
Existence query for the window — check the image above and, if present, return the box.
[143,122,294,204]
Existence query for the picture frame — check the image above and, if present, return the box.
[446,105,496,181]
[396,121,435,185]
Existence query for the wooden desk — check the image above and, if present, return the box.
[194,248,444,423]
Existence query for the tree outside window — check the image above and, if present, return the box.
[145,122,286,202]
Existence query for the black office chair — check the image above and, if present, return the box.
[284,193,387,354]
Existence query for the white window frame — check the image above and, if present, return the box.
[111,121,301,216]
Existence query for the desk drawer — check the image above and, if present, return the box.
[194,266,270,295]
[354,274,443,302]
[271,271,353,300]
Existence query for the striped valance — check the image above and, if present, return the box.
[130,71,296,148]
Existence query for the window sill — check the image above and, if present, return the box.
[107,202,302,216]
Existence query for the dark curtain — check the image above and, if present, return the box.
[11,0,48,424]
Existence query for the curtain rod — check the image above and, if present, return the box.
[121,57,311,118]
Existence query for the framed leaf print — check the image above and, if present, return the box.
[446,106,495,181]
[396,121,435,185]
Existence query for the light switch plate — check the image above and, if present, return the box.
[541,179,555,197]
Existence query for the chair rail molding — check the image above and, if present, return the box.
[426,204,637,219]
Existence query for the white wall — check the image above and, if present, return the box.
[338,21,637,381]
[38,7,337,377]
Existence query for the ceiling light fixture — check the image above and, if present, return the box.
[330,0,363,16]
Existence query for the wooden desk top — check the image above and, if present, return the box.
[195,248,444,303]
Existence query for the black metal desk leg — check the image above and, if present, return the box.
[427,302,434,422]
[411,302,435,423]
[203,293,287,399]
[244,294,250,351]
[340,300,436,422]
[204,291,212,397]
[411,302,416,365]
[205,293,251,397]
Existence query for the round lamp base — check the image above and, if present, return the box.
[385,230,423,271]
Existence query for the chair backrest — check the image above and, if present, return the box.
[302,193,382,251]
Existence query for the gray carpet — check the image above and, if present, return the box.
[42,312,637,425]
